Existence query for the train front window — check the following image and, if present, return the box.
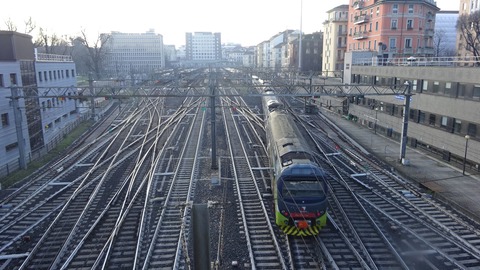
[282,180,325,200]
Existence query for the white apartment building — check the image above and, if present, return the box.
[35,51,79,145]
[322,5,349,77]
[185,32,222,62]
[0,59,30,175]
[103,30,165,78]
[0,31,79,176]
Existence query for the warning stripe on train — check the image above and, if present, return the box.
[280,225,320,236]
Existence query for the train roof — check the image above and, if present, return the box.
[268,110,310,157]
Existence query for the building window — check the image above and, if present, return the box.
[405,38,412,48]
[407,19,413,29]
[474,85,480,99]
[0,74,3,87]
[391,19,398,29]
[66,69,70,78]
[458,83,466,97]
[455,120,462,133]
[432,81,440,93]
[393,4,398,14]
[409,109,417,121]
[375,21,379,31]
[5,142,18,152]
[419,111,426,123]
[408,4,414,13]
[441,116,448,127]
[389,38,396,49]
[467,123,477,137]
[10,73,17,85]
[412,80,418,91]
[44,71,48,81]
[429,114,436,126]
[49,71,52,80]
[377,7,380,16]
[423,80,429,91]
[38,72,43,82]
[1,113,8,127]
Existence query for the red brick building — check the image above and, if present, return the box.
[347,0,439,59]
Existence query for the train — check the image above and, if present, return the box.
[263,90,329,236]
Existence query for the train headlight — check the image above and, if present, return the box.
[296,220,309,229]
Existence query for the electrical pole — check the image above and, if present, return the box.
[298,0,303,72]
[11,86,27,170]
[399,81,412,164]
[88,73,96,120]
[210,68,218,170]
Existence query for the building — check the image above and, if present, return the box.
[255,41,268,69]
[0,32,32,174]
[0,31,79,176]
[242,47,256,67]
[434,11,458,57]
[299,32,324,72]
[269,30,296,71]
[456,0,480,59]
[255,30,298,71]
[347,0,440,60]
[185,32,222,63]
[223,43,246,65]
[35,51,79,146]
[163,45,177,68]
[319,56,479,172]
[323,5,349,77]
[103,30,165,78]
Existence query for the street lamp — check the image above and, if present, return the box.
[463,135,470,175]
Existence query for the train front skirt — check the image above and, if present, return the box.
[276,212,327,236]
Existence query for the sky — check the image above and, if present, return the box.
[0,0,460,48]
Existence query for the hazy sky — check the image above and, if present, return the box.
[1,0,460,48]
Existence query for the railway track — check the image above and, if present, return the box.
[222,95,288,269]
[305,109,480,269]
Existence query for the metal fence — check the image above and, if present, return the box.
[352,56,480,68]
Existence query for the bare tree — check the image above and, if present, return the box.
[433,29,456,57]
[4,18,18,31]
[457,10,480,62]
[23,17,36,34]
[34,28,72,55]
[77,29,111,79]
[3,17,36,34]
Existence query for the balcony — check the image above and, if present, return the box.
[417,47,435,55]
[425,29,434,37]
[354,15,369,25]
[352,1,364,9]
[353,32,368,40]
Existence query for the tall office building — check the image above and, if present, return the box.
[434,11,458,57]
[103,30,165,78]
[347,0,439,59]
[185,32,222,62]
